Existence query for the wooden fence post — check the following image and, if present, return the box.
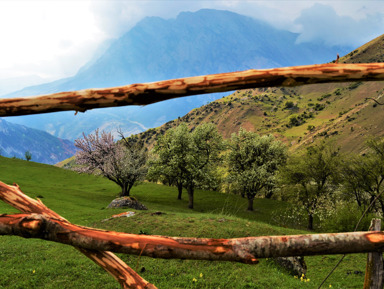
[364,219,384,289]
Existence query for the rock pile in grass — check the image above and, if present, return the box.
[107,196,148,210]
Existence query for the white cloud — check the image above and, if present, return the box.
[295,3,384,46]
[0,0,383,83]
[89,0,210,37]
[89,1,384,46]
[0,0,105,79]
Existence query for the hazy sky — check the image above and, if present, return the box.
[0,0,383,81]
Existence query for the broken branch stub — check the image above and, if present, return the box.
[1,63,384,117]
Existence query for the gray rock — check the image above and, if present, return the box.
[107,197,148,210]
[273,256,307,277]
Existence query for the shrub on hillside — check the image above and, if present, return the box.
[284,101,295,109]
[317,203,376,233]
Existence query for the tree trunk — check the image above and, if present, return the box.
[120,183,130,197]
[177,183,183,200]
[187,186,194,209]
[353,191,362,207]
[247,195,254,211]
[265,191,273,199]
[308,213,314,231]
[379,199,384,216]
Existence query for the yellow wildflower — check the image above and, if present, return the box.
[200,273,203,278]
[192,278,197,282]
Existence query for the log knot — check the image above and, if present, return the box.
[18,214,45,238]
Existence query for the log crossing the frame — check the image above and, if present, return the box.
[1,63,384,117]
[1,212,384,261]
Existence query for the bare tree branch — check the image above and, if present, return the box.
[366,97,384,105]
[2,63,384,117]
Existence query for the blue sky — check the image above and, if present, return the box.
[0,0,383,82]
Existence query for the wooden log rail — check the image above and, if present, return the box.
[1,63,384,117]
[2,212,384,260]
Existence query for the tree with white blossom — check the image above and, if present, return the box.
[74,129,147,196]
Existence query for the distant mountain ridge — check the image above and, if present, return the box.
[3,9,352,142]
[0,118,75,164]
[3,10,350,140]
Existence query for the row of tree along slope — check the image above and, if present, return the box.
[74,123,384,231]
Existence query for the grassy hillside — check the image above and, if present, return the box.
[339,34,384,64]
[0,156,368,288]
[129,34,384,156]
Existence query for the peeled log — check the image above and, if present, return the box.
[1,213,384,262]
[1,63,384,117]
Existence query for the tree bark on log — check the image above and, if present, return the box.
[0,181,156,289]
[2,212,384,262]
[1,63,384,117]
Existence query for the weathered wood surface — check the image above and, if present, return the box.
[0,181,156,289]
[364,219,384,289]
[2,63,384,117]
[2,212,384,261]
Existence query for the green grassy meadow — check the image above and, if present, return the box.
[0,156,367,288]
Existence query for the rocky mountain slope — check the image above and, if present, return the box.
[0,118,75,164]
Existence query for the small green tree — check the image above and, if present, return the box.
[284,143,340,230]
[147,126,187,200]
[341,138,384,213]
[149,123,223,208]
[25,151,32,161]
[227,129,287,211]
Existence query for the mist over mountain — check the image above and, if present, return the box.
[4,9,352,141]
[0,118,75,164]
[0,75,49,97]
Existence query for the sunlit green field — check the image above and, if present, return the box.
[0,156,366,288]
